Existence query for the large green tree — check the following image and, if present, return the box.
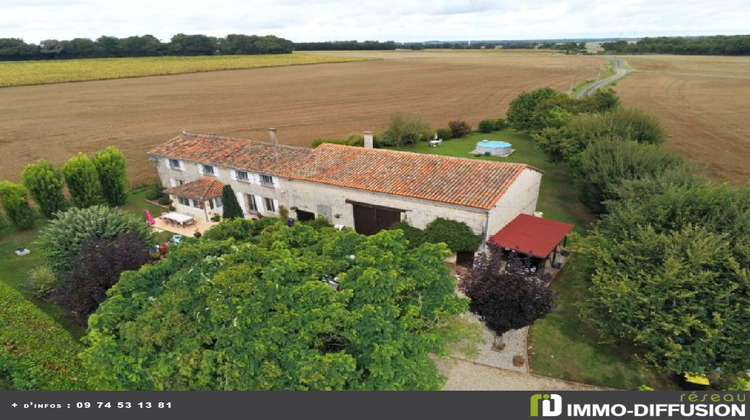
[81,224,468,390]
[0,181,35,230]
[62,152,102,208]
[22,158,68,218]
[92,146,129,206]
[506,87,568,133]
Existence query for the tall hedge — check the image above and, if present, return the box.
[92,146,129,206]
[0,181,35,230]
[571,140,688,214]
[22,158,68,218]
[62,153,102,208]
[0,281,86,390]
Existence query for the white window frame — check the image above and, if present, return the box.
[264,197,276,213]
[177,196,189,206]
[202,164,216,176]
[169,158,183,170]
[247,194,259,212]
[237,171,250,182]
[260,174,274,187]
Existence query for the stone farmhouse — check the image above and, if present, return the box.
[147,129,544,253]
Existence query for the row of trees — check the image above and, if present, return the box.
[0,147,128,231]
[0,34,294,61]
[507,86,750,382]
[602,35,750,56]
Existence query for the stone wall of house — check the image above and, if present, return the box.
[153,156,285,219]
[485,168,542,242]
[285,178,489,234]
[152,156,541,240]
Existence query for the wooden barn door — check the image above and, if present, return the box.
[351,202,402,235]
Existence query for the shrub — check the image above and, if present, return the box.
[477,118,506,133]
[221,185,244,220]
[311,138,346,148]
[423,218,482,253]
[491,118,508,130]
[37,205,152,275]
[478,119,496,133]
[388,221,425,248]
[21,158,68,218]
[145,184,165,200]
[62,152,102,208]
[0,181,35,230]
[448,120,472,138]
[435,128,453,140]
[22,265,59,300]
[304,215,333,229]
[157,195,172,205]
[92,146,129,206]
[380,112,431,147]
[345,133,364,146]
[202,218,256,241]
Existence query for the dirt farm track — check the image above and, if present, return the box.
[0,51,748,185]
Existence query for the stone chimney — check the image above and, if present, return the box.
[363,131,374,149]
[269,128,278,145]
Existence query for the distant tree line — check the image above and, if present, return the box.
[294,40,398,51]
[294,40,554,51]
[0,34,294,61]
[602,35,750,55]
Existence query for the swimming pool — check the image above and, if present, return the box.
[474,139,512,156]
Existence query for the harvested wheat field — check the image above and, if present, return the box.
[616,55,750,184]
[0,50,604,185]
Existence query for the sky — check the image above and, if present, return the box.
[1,0,748,44]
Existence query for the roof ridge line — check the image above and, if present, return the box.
[318,143,529,168]
[178,132,312,151]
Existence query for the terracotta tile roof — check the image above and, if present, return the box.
[150,133,538,210]
[164,177,224,200]
[488,214,574,258]
[295,144,531,209]
[148,132,313,177]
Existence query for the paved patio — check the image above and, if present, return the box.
[151,213,219,236]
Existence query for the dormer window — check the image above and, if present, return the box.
[202,164,216,176]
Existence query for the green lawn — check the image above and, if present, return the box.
[390,130,594,231]
[0,185,172,339]
[393,130,675,389]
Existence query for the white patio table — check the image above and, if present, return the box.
[162,212,195,227]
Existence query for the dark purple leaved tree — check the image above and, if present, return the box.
[58,231,150,325]
[458,248,556,348]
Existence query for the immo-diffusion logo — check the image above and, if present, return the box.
[530,393,563,417]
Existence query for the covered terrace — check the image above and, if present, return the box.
[487,214,574,280]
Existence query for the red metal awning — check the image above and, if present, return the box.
[488,214,574,259]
